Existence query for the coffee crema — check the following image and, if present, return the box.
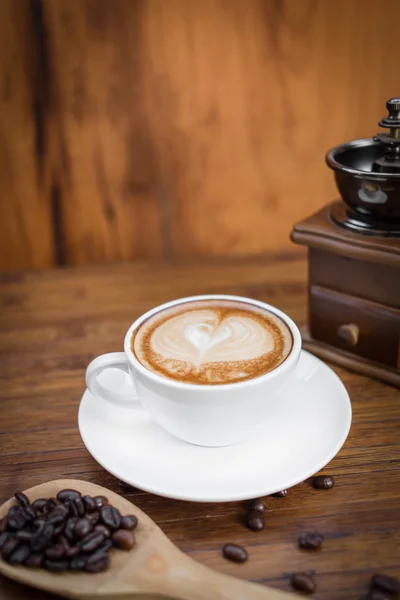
[131,299,293,385]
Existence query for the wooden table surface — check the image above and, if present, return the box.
[0,252,399,600]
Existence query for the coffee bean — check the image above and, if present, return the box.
[88,511,100,526]
[64,517,78,542]
[14,492,30,507]
[312,475,334,490]
[47,504,69,526]
[0,518,7,534]
[1,537,20,560]
[63,543,80,559]
[298,533,324,550]
[121,515,138,531]
[112,529,135,550]
[80,531,105,553]
[67,499,78,517]
[271,489,288,498]
[291,573,316,593]
[31,523,54,552]
[56,489,82,503]
[0,532,10,549]
[16,530,34,542]
[9,545,31,565]
[94,524,111,539]
[246,498,264,512]
[23,506,37,522]
[94,539,113,555]
[371,573,400,594]
[44,559,69,572]
[82,496,96,514]
[245,510,264,532]
[94,496,108,510]
[222,543,248,563]
[7,505,27,530]
[101,505,121,530]
[45,543,65,560]
[75,517,93,540]
[53,522,66,537]
[70,556,87,571]
[85,553,110,573]
[48,498,58,509]
[25,553,44,568]
[74,498,85,518]
[32,499,49,513]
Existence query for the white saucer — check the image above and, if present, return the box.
[78,350,351,503]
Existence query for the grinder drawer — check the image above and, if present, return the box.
[309,286,400,368]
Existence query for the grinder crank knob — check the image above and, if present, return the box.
[378,98,400,128]
[337,323,359,347]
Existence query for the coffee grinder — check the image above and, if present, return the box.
[291,98,400,387]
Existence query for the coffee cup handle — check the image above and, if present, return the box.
[85,352,139,405]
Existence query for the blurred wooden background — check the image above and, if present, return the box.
[1,0,399,272]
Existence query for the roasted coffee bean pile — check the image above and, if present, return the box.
[0,489,138,573]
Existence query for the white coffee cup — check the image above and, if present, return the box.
[85,295,302,447]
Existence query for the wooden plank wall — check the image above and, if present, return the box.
[1,0,399,271]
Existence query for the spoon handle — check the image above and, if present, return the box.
[154,560,298,600]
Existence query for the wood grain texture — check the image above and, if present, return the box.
[0,0,54,270]
[1,0,400,270]
[0,253,399,599]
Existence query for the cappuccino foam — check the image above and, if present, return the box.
[132,299,293,385]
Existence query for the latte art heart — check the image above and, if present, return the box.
[132,300,293,385]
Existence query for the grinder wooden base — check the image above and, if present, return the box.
[292,202,400,389]
[301,326,400,388]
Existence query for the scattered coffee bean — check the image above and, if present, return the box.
[80,531,105,553]
[94,524,111,538]
[53,523,65,537]
[222,543,248,563]
[67,499,78,517]
[1,537,20,560]
[298,532,324,550]
[14,492,30,507]
[312,475,334,490]
[94,496,108,510]
[101,505,121,530]
[121,515,138,531]
[247,498,264,512]
[25,553,44,568]
[0,532,10,549]
[32,499,48,513]
[85,553,110,573]
[16,530,34,542]
[47,498,58,509]
[371,573,400,594]
[70,556,87,571]
[31,523,54,552]
[75,517,93,540]
[0,518,7,534]
[44,559,69,572]
[291,573,316,594]
[271,490,288,498]
[56,489,82,503]
[9,545,31,565]
[245,510,264,532]
[83,495,96,513]
[7,506,27,530]
[45,543,65,560]
[112,529,135,550]
[23,506,37,522]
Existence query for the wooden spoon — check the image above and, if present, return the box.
[0,480,298,600]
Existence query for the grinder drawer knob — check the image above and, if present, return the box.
[337,323,359,347]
